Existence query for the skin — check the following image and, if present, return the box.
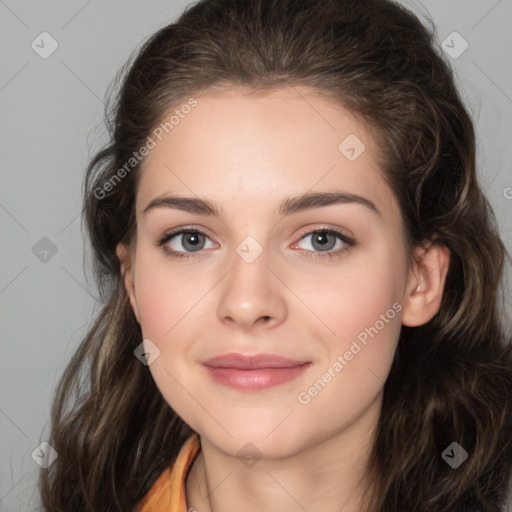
[117,85,449,512]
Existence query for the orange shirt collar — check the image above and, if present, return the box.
[136,432,200,512]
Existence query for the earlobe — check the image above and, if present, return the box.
[116,242,140,323]
[401,242,450,327]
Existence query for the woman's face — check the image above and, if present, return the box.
[121,85,417,458]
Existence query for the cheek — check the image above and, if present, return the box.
[313,243,406,339]
[308,243,406,387]
[134,267,171,338]
[132,253,202,414]
[133,250,200,339]
[293,266,404,440]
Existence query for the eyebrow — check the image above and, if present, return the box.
[142,190,381,218]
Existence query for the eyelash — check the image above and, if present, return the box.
[156,225,356,261]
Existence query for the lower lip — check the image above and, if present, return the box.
[203,363,312,391]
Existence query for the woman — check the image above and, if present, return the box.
[39,0,512,510]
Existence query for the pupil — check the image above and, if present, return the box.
[317,233,328,245]
[185,232,202,250]
[313,232,334,251]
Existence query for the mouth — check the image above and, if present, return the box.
[202,353,312,391]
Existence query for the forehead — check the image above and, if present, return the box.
[136,85,399,221]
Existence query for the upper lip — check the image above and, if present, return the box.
[202,353,310,369]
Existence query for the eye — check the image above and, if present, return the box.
[157,227,216,259]
[156,226,355,260]
[292,228,355,259]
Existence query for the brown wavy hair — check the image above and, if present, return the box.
[39,0,512,510]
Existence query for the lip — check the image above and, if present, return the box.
[203,352,310,369]
[202,353,312,391]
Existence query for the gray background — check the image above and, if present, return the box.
[1,1,511,510]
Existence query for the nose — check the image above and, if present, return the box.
[216,245,287,332]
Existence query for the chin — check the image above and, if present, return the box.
[198,421,309,460]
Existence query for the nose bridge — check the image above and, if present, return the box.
[227,233,272,301]
[216,232,285,329]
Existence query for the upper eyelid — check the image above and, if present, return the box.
[295,224,353,238]
[159,224,353,246]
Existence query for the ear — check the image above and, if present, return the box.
[116,242,140,324]
[401,241,450,327]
